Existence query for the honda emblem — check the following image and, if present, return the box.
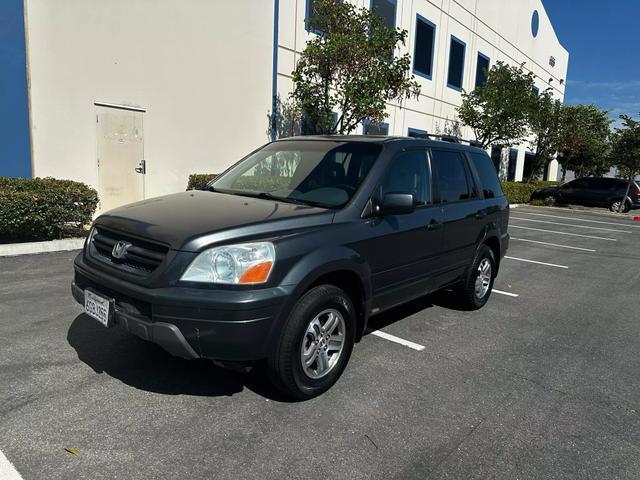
[112,240,132,259]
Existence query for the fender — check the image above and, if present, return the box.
[265,246,373,349]
[473,222,502,272]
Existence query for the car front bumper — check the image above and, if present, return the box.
[72,253,294,362]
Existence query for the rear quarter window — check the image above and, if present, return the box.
[469,152,503,199]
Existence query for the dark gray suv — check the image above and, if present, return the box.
[72,136,509,399]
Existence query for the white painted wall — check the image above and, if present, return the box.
[25,0,568,210]
[277,0,569,179]
[25,0,275,202]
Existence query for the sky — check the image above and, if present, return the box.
[541,0,640,125]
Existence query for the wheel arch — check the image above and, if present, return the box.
[267,247,372,349]
[481,234,502,275]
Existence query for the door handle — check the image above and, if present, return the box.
[427,219,443,231]
[475,210,487,219]
[135,159,146,174]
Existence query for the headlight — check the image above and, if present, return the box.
[180,242,275,285]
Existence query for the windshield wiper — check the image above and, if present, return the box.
[228,191,331,209]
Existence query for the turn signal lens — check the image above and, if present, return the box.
[239,261,274,284]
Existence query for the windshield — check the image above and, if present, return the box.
[210,141,381,208]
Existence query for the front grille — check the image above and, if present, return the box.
[89,226,169,275]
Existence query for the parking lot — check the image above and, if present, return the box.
[1,204,640,479]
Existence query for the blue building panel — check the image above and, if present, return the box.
[0,0,32,178]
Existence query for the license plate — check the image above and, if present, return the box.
[84,289,113,327]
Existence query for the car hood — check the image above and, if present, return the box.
[95,191,333,251]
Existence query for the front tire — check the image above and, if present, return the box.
[267,285,355,400]
[456,245,496,311]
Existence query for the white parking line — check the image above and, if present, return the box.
[516,210,640,228]
[505,255,569,269]
[493,289,519,298]
[370,330,425,351]
[511,237,596,252]
[511,216,631,233]
[509,225,617,241]
[0,451,23,480]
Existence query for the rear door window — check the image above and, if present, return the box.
[469,152,503,199]
[431,150,476,203]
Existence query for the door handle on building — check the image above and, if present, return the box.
[135,159,146,174]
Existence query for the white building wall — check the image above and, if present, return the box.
[25,0,568,212]
[277,0,569,180]
[25,0,275,200]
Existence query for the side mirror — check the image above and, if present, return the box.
[379,193,416,215]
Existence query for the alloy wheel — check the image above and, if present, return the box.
[300,309,346,379]
[474,258,492,299]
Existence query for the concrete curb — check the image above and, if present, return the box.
[509,204,519,209]
[0,238,85,257]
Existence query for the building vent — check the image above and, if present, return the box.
[549,56,556,67]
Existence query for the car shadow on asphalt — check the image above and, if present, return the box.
[365,289,469,333]
[66,313,291,401]
[67,292,460,401]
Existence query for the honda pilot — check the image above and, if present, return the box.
[72,136,510,399]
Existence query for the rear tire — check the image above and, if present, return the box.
[267,285,355,400]
[456,245,496,311]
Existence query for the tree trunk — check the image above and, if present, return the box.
[618,177,634,213]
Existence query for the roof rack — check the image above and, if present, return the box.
[409,133,484,148]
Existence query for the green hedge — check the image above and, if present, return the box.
[186,174,217,191]
[0,177,99,243]
[500,181,558,204]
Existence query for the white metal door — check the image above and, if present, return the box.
[96,106,145,212]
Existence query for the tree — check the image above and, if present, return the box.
[610,113,640,212]
[526,90,563,181]
[288,0,420,135]
[457,62,537,149]
[557,104,612,180]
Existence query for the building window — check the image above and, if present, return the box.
[305,0,319,33]
[490,146,502,172]
[532,85,540,95]
[370,0,396,30]
[531,10,540,38]
[306,0,341,34]
[508,148,518,181]
[475,53,490,87]
[408,128,428,138]
[301,112,338,135]
[364,120,389,136]
[413,15,436,80]
[447,36,466,91]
